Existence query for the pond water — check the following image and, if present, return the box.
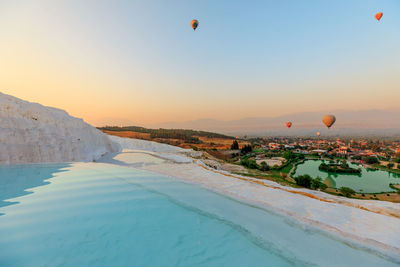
[0,158,398,266]
[294,160,400,193]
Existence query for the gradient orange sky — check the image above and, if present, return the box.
[1,1,399,126]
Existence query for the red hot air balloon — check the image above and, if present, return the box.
[286,122,292,128]
[375,12,383,21]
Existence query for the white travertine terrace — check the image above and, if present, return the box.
[0,92,119,164]
[109,135,400,261]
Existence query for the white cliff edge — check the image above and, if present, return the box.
[0,92,120,164]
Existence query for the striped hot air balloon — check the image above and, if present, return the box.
[190,19,199,30]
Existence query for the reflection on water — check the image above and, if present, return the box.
[0,163,71,210]
[391,172,400,178]
[295,160,400,193]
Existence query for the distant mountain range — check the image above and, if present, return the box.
[148,110,400,137]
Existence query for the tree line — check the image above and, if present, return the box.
[98,126,234,142]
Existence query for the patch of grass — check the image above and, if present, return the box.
[280,163,293,174]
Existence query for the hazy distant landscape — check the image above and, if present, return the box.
[148,109,400,136]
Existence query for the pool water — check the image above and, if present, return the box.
[0,160,398,266]
[294,160,400,193]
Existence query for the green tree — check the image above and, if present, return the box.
[231,140,239,150]
[387,163,394,169]
[365,156,379,165]
[248,159,258,169]
[259,161,270,171]
[240,158,259,169]
[310,177,328,190]
[339,187,356,198]
[319,182,328,190]
[340,160,349,168]
[311,152,320,157]
[240,144,253,154]
[297,154,305,160]
[294,175,312,188]
[282,151,295,160]
[311,177,321,190]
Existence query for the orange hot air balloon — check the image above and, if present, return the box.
[375,12,383,21]
[316,131,321,137]
[190,19,199,30]
[286,122,292,128]
[322,115,336,129]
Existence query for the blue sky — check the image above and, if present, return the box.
[0,0,399,125]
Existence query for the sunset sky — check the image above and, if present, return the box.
[0,0,399,126]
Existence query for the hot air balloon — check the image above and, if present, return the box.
[375,12,383,21]
[286,122,292,128]
[316,131,321,137]
[322,115,336,129]
[190,19,199,30]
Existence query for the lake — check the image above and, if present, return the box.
[294,160,400,193]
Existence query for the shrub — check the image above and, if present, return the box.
[259,161,270,171]
[365,156,379,165]
[240,158,259,169]
[297,154,305,160]
[295,175,312,188]
[339,187,356,198]
[283,151,295,160]
[312,177,327,190]
[387,163,394,169]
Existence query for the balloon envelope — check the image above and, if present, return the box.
[375,12,383,21]
[322,115,336,128]
[286,122,292,128]
[316,131,321,136]
[190,19,199,30]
